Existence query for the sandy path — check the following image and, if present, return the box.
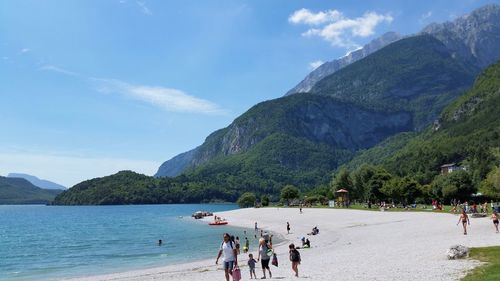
[65,207,500,281]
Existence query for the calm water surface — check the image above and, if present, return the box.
[0,204,256,281]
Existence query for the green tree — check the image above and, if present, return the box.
[237,192,256,208]
[381,178,403,203]
[261,194,270,207]
[331,167,354,194]
[281,185,300,206]
[352,164,376,201]
[366,166,392,201]
[480,166,500,199]
[432,170,475,201]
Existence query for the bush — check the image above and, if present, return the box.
[281,185,300,206]
[237,192,256,208]
[261,195,270,206]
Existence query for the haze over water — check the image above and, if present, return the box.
[0,204,252,281]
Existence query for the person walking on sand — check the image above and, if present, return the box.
[255,222,258,232]
[257,237,272,279]
[244,237,250,253]
[287,222,290,234]
[216,233,238,281]
[248,253,257,279]
[235,236,241,255]
[491,210,499,233]
[289,243,301,277]
[457,209,470,235]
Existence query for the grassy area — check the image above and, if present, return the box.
[462,246,500,281]
[275,203,456,213]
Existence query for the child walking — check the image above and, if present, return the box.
[289,243,301,277]
[248,253,257,279]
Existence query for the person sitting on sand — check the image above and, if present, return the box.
[457,209,470,235]
[305,238,310,248]
[248,253,257,279]
[491,210,499,233]
[308,226,319,235]
[289,243,301,277]
[216,233,238,281]
[257,237,272,279]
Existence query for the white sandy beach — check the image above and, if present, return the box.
[66,207,500,281]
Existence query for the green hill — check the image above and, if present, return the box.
[342,61,500,199]
[0,176,63,204]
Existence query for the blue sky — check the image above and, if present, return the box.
[0,0,497,187]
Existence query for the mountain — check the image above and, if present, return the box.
[344,60,500,185]
[55,5,500,205]
[0,176,63,204]
[285,31,402,96]
[421,4,500,70]
[309,34,476,130]
[156,34,478,178]
[155,147,199,177]
[53,61,500,205]
[156,5,500,179]
[7,173,66,190]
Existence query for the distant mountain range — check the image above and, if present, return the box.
[7,173,66,190]
[53,4,500,205]
[0,176,63,204]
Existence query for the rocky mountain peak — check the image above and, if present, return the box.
[421,4,500,68]
[285,31,402,96]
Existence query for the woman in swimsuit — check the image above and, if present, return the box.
[457,209,470,235]
[491,211,499,233]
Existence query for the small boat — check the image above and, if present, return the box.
[209,221,228,226]
[192,211,214,219]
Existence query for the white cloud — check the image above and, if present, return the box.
[290,9,393,48]
[419,11,433,24]
[0,150,159,187]
[1,56,8,60]
[40,65,224,115]
[289,8,342,25]
[93,78,225,115]
[40,65,80,77]
[136,1,152,15]
[309,60,324,70]
[20,48,30,53]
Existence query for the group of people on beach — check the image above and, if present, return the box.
[216,221,305,280]
[451,200,495,214]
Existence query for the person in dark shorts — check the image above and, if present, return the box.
[457,209,470,235]
[492,210,499,233]
[257,237,272,279]
[248,253,257,279]
[216,233,238,281]
[289,243,301,277]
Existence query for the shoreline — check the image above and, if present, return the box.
[64,207,500,281]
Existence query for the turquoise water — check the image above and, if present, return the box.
[0,204,256,281]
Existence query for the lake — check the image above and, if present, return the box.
[0,204,254,280]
